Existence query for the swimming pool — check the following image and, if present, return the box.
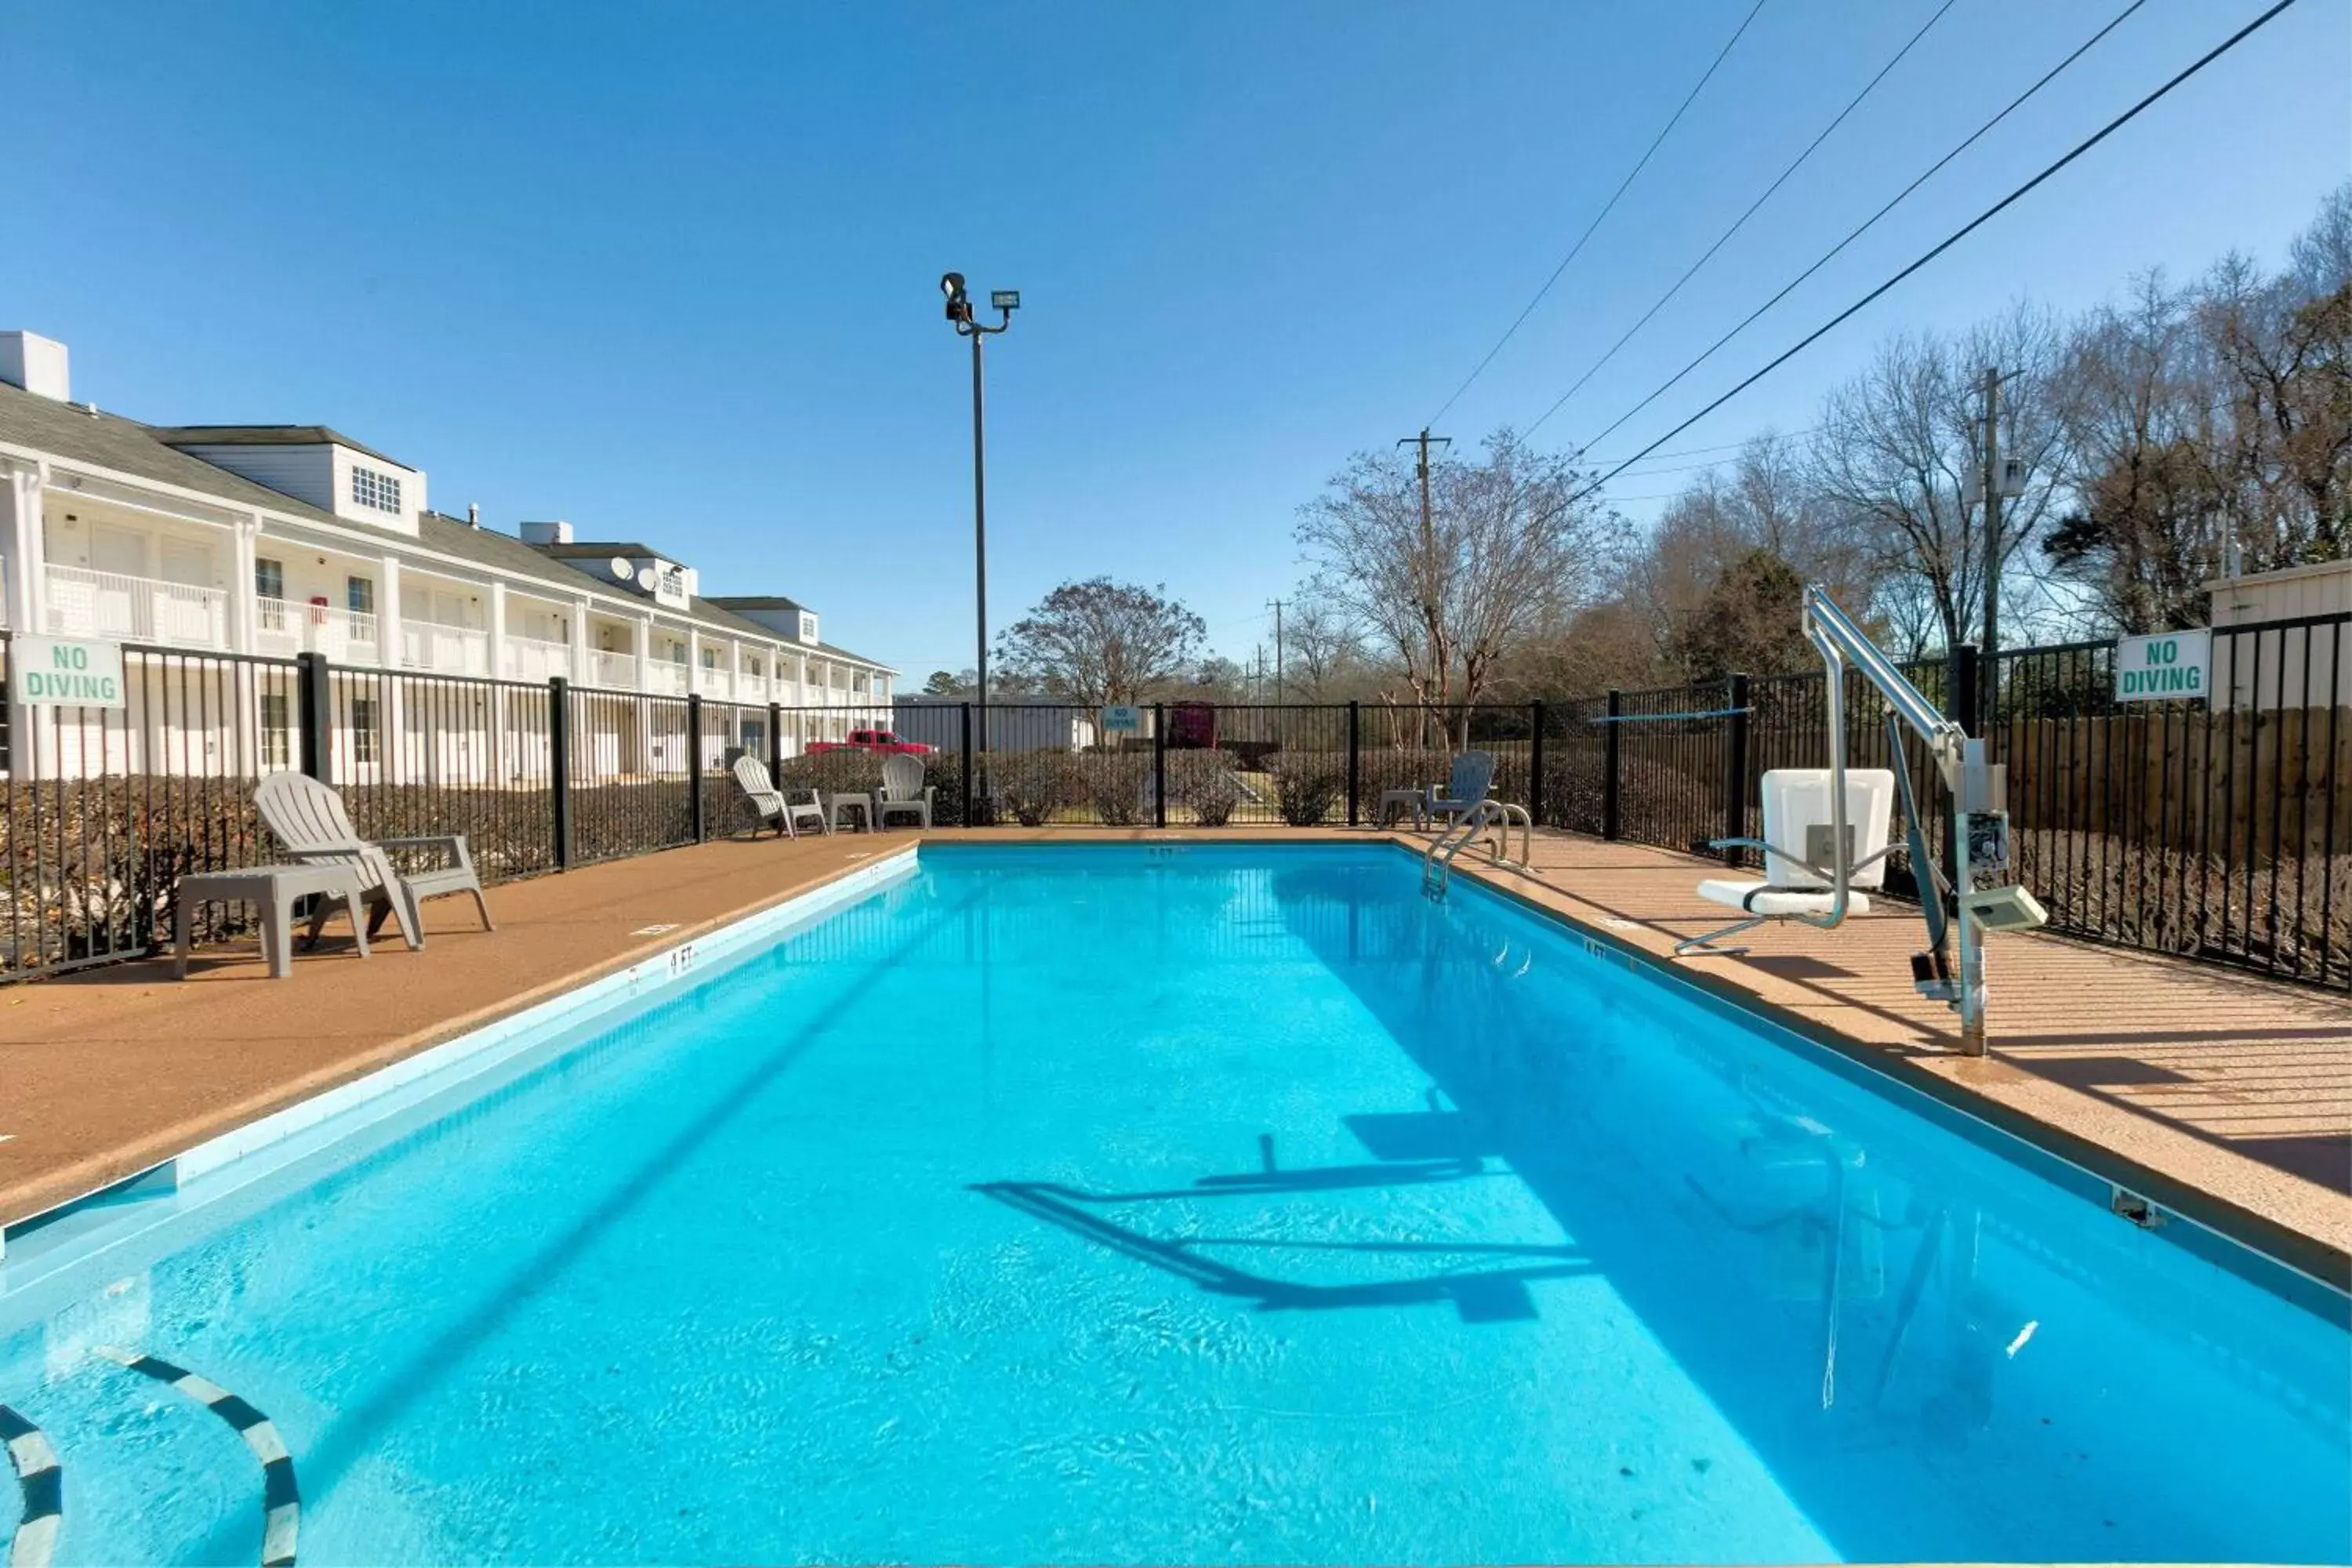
[1,842,2344,1563]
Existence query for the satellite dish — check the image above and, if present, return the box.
[636,566,659,591]
[608,557,633,580]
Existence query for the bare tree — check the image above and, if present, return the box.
[1280,597,1368,699]
[993,578,1207,705]
[1297,429,1616,739]
[1809,304,2071,652]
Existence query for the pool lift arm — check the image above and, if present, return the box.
[1720,587,2045,1057]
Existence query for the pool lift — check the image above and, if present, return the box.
[1681,586,2048,1057]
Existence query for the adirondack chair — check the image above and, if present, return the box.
[1427,750,1497,826]
[873,753,935,832]
[731,755,827,837]
[254,773,494,950]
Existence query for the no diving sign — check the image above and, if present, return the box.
[2114,630,2209,703]
[10,636,125,710]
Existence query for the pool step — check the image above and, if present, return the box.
[1,1403,60,1568]
[93,1348,300,1567]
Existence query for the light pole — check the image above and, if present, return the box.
[940,272,1018,757]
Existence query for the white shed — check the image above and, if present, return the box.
[2205,559,2352,710]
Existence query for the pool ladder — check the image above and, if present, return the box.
[1422,800,1531,896]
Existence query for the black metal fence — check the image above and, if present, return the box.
[2,610,2347,989]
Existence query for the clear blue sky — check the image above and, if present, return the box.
[5,1,2345,677]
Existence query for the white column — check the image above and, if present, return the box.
[686,626,701,697]
[569,597,590,683]
[633,613,652,691]
[380,555,405,666]
[0,461,46,633]
[487,579,508,679]
[229,515,260,655]
[728,638,742,699]
[2,462,56,778]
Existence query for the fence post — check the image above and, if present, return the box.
[1722,673,1748,866]
[1152,702,1167,829]
[960,702,975,828]
[768,701,784,790]
[1602,688,1622,840]
[1528,701,1547,827]
[1346,700,1361,827]
[296,651,333,783]
[550,677,573,869]
[686,692,706,843]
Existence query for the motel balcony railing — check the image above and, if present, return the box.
[399,619,492,676]
[644,661,690,697]
[44,564,230,651]
[502,633,574,684]
[586,649,637,690]
[256,597,382,663]
[693,666,733,699]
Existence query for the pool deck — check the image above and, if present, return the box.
[2,826,2346,1293]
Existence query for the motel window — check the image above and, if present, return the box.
[701,645,719,670]
[798,611,819,644]
[350,466,403,514]
[255,557,285,601]
[347,576,375,616]
[350,695,380,764]
[260,692,291,770]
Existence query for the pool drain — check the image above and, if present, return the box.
[94,1348,298,1567]
[0,1404,60,1568]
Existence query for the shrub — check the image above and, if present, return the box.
[775,750,884,797]
[1087,753,1153,826]
[991,752,1083,826]
[1166,750,1243,826]
[1266,753,1345,826]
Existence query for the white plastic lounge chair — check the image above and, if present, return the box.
[732,754,827,837]
[873,753,935,832]
[254,772,493,951]
[1426,751,1497,827]
[1676,768,1896,958]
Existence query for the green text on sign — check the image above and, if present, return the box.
[2113,629,2210,704]
[9,636,128,710]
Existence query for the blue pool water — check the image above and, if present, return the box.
[1,844,2345,1564]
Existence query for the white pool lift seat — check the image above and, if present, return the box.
[1679,768,1896,958]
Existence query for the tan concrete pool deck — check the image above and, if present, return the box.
[2,826,2346,1294]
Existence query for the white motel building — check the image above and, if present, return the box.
[0,331,898,781]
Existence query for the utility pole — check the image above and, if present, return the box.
[1267,598,1285,703]
[1979,365,2001,727]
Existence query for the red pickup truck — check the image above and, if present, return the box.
[806,728,937,757]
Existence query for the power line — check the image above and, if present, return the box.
[1573,0,2301,502]
[1572,0,2152,457]
[1525,0,1959,438]
[1584,427,1820,465]
[1425,0,1771,428]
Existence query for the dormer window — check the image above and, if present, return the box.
[798,611,819,644]
[351,466,403,514]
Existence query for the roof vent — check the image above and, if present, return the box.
[519,521,575,546]
[467,503,481,528]
[0,332,70,402]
